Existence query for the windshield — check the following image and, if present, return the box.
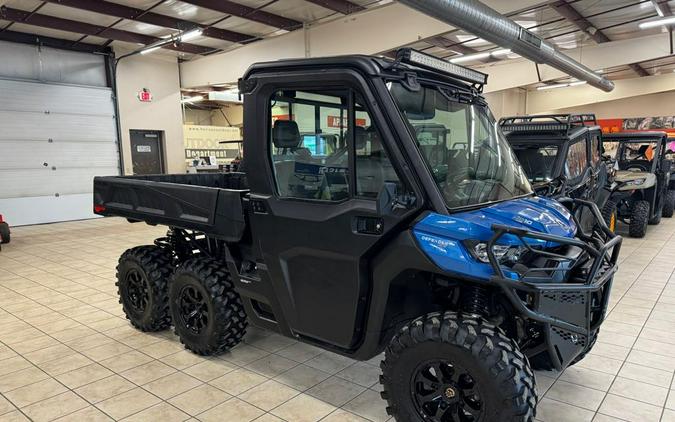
[617,141,659,171]
[389,82,532,209]
[512,146,559,183]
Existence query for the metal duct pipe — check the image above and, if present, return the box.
[398,0,615,92]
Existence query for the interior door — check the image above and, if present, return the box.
[130,130,164,174]
[248,81,414,349]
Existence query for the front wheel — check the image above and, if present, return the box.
[629,200,650,237]
[663,190,675,218]
[169,258,247,356]
[601,200,618,233]
[380,312,537,422]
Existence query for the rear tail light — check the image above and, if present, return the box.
[94,205,106,213]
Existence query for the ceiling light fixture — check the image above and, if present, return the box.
[491,48,512,56]
[181,95,204,103]
[449,48,513,63]
[140,46,161,55]
[536,81,587,91]
[180,28,203,42]
[118,27,204,59]
[449,51,491,63]
[639,15,675,29]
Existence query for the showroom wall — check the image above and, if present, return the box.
[115,51,185,174]
[543,90,675,118]
[484,89,527,119]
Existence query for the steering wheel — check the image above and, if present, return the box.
[627,165,648,172]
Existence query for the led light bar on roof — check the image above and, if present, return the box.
[500,123,569,133]
[397,48,489,86]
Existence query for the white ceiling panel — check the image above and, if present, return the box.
[213,16,280,37]
[153,0,228,23]
[264,0,333,22]
[7,22,83,41]
[38,3,121,27]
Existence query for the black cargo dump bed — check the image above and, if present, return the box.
[94,173,249,242]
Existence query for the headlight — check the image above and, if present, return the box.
[625,178,645,186]
[464,240,526,264]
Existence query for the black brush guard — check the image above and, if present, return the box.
[486,198,622,370]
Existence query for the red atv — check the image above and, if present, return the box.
[0,214,10,245]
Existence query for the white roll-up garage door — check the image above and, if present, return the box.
[0,42,120,226]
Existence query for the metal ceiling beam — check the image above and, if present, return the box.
[303,0,364,15]
[550,0,649,77]
[0,28,109,53]
[43,0,254,44]
[0,6,214,55]
[652,0,673,16]
[180,0,302,30]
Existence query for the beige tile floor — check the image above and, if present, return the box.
[0,217,674,421]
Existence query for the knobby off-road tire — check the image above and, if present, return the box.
[381,311,537,422]
[600,200,618,233]
[649,201,663,225]
[663,190,675,218]
[169,258,247,356]
[629,200,650,238]
[116,246,173,331]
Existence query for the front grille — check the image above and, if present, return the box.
[543,291,586,305]
[552,327,587,348]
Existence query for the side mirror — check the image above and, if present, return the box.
[377,182,398,215]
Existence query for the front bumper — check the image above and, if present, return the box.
[487,198,622,370]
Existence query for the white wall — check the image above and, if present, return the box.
[541,90,675,119]
[484,89,527,120]
[115,50,185,174]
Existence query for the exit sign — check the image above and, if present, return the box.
[137,88,152,102]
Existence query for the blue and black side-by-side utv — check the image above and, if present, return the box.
[94,49,621,421]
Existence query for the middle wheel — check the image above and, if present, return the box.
[169,258,248,356]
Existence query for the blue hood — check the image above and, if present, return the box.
[413,196,576,280]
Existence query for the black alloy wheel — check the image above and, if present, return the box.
[178,285,209,334]
[412,360,483,422]
[169,258,248,355]
[125,268,150,313]
[116,245,173,331]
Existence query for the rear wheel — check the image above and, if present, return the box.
[601,201,618,233]
[663,190,675,218]
[116,246,173,331]
[380,312,537,422]
[629,200,650,238]
[169,258,247,355]
[649,202,662,225]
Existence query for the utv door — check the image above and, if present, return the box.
[243,71,421,349]
[588,130,609,206]
[565,136,595,230]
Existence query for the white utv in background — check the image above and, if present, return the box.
[604,131,675,237]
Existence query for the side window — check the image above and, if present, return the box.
[268,89,401,201]
[565,139,588,180]
[269,89,350,201]
[590,135,601,165]
[354,96,402,198]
